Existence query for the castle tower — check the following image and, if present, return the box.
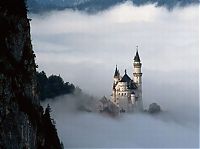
[133,46,143,111]
[112,65,119,105]
[133,47,142,85]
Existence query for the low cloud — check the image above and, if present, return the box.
[43,94,198,148]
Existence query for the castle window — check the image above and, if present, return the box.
[122,93,123,96]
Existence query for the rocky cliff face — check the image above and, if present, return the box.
[0,0,62,148]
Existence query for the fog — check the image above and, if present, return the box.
[30,2,199,148]
[43,94,198,148]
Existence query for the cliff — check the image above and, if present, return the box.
[0,0,62,148]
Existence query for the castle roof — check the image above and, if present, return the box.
[120,74,131,82]
[119,70,138,89]
[134,50,141,62]
[114,65,119,77]
[120,70,131,82]
[128,81,137,90]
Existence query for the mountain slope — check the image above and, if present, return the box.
[0,0,62,148]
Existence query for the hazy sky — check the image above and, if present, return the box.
[30,2,199,148]
[30,2,198,95]
[30,2,198,107]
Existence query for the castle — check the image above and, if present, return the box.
[110,48,143,112]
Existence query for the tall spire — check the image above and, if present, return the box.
[134,46,140,62]
[114,65,119,77]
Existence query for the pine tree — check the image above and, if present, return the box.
[43,104,62,149]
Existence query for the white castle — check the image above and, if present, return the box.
[110,48,143,113]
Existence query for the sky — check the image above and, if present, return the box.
[29,2,199,148]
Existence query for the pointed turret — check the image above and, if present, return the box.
[134,46,141,62]
[114,65,119,77]
[134,50,141,62]
[133,46,142,84]
[133,46,143,111]
[113,65,120,84]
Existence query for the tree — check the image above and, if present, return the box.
[36,71,48,101]
[60,141,64,149]
[36,71,75,101]
[43,104,62,149]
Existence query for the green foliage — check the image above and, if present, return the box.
[60,141,64,149]
[36,71,75,101]
[42,104,62,149]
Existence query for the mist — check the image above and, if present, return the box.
[43,94,198,148]
[30,2,199,148]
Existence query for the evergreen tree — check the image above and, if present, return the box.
[60,141,64,149]
[43,104,62,149]
[36,71,75,101]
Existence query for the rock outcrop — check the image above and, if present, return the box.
[0,0,62,148]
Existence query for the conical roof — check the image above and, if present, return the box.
[114,65,119,77]
[134,51,140,62]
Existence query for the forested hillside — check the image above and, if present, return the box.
[37,71,75,101]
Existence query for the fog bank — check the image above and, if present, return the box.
[43,94,198,148]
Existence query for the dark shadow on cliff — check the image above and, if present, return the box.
[0,0,63,148]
